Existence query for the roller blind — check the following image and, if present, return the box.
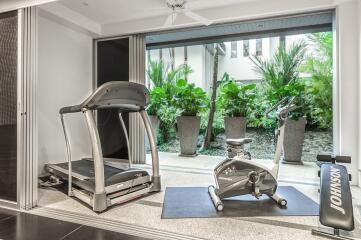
[146,11,333,49]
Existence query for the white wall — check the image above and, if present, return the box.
[187,45,204,88]
[358,0,361,184]
[37,15,93,175]
[218,39,271,81]
[334,0,359,185]
[147,46,205,89]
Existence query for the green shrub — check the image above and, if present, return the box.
[147,60,196,141]
[200,110,225,135]
[301,32,333,129]
[147,87,167,116]
[217,81,256,117]
[157,105,179,143]
[173,79,208,116]
[250,41,307,128]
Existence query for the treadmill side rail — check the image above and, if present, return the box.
[47,82,161,212]
[140,110,161,191]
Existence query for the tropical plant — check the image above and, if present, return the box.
[147,87,167,116]
[217,81,256,117]
[301,32,333,128]
[173,79,208,116]
[250,41,307,101]
[176,64,194,80]
[250,41,307,127]
[147,59,187,87]
[157,105,179,143]
[147,60,196,141]
[147,60,168,87]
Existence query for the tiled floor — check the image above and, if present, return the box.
[0,207,149,240]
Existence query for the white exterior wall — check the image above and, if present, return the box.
[37,15,93,175]
[218,39,271,81]
[334,0,360,186]
[148,36,305,86]
[187,45,204,88]
[147,46,206,89]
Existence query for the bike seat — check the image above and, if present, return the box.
[226,138,253,146]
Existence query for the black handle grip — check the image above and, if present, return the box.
[316,154,351,163]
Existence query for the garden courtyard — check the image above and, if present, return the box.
[146,32,333,165]
[157,128,333,162]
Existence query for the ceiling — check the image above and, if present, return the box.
[59,0,255,25]
[0,0,55,13]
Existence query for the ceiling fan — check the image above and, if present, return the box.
[163,0,213,27]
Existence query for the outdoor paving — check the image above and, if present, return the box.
[157,128,333,162]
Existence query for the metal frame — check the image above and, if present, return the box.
[0,7,39,211]
[312,228,356,240]
[58,100,160,211]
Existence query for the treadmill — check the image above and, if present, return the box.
[45,82,161,212]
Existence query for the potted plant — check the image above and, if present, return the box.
[251,41,307,164]
[217,81,256,139]
[146,87,167,144]
[282,84,307,165]
[173,79,208,156]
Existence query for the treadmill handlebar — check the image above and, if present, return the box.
[59,82,149,114]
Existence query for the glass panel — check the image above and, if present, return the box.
[0,11,17,202]
[97,38,130,159]
[256,39,262,56]
[231,41,237,58]
[243,40,249,57]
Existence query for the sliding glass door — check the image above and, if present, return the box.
[96,37,130,160]
[0,11,18,202]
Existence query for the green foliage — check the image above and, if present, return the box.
[147,60,168,87]
[147,60,193,88]
[147,60,195,140]
[147,87,167,116]
[173,79,208,116]
[157,105,179,143]
[250,41,307,128]
[251,41,307,100]
[217,81,256,117]
[200,110,225,135]
[176,64,194,80]
[301,32,333,128]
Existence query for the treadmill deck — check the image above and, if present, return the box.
[45,159,151,194]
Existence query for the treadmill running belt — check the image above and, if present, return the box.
[56,159,125,179]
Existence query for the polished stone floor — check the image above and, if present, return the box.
[0,207,149,240]
[36,152,361,240]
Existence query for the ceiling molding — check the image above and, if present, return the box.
[39,2,101,35]
[0,0,57,13]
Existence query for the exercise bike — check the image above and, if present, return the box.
[208,97,296,211]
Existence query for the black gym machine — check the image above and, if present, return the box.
[313,154,355,240]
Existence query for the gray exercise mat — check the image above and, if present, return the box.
[161,186,319,219]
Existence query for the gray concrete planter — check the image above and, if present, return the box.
[177,116,201,157]
[145,115,160,150]
[283,117,307,164]
[224,117,247,139]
